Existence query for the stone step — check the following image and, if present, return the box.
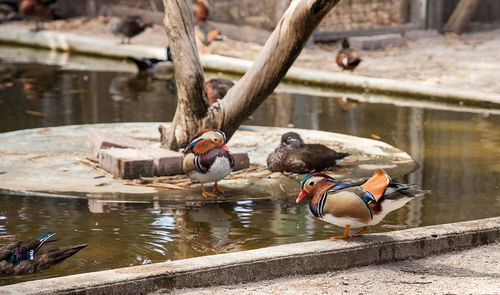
[89,132,250,179]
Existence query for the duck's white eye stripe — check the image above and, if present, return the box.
[217,130,226,143]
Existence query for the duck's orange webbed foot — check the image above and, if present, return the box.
[212,182,226,193]
[352,226,370,237]
[329,225,351,240]
[201,183,216,197]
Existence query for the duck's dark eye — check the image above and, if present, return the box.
[287,137,292,142]
[309,181,315,186]
[213,138,218,141]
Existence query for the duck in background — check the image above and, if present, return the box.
[19,0,59,31]
[183,129,234,198]
[205,78,234,105]
[127,46,174,80]
[267,132,349,173]
[0,232,87,275]
[336,39,362,71]
[0,0,23,23]
[194,0,224,54]
[108,15,152,44]
[296,169,429,240]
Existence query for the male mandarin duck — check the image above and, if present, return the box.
[205,78,234,105]
[0,232,87,275]
[194,25,222,50]
[336,39,362,71]
[267,132,349,173]
[108,15,153,44]
[19,0,59,31]
[183,129,234,197]
[296,169,429,239]
[195,0,209,21]
[127,46,174,80]
[194,0,223,53]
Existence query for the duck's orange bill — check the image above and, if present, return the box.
[221,144,230,152]
[296,189,308,203]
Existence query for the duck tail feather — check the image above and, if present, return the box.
[335,152,350,160]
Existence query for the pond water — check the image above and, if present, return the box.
[1,49,500,285]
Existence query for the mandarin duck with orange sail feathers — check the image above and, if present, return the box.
[297,169,429,239]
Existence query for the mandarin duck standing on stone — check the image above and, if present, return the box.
[183,129,234,197]
[19,0,59,31]
[296,169,428,239]
[267,132,349,173]
[108,15,153,44]
[0,232,87,275]
[336,39,362,71]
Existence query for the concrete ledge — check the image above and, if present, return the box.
[349,34,405,50]
[1,24,500,107]
[2,217,499,294]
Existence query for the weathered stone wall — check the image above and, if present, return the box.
[319,0,409,31]
[106,0,410,31]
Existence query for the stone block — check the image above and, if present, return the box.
[404,30,439,41]
[140,147,184,176]
[86,130,149,161]
[349,34,405,51]
[230,147,250,171]
[99,148,154,179]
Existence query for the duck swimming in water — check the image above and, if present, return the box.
[0,232,87,275]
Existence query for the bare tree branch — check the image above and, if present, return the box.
[162,0,340,150]
[161,0,209,149]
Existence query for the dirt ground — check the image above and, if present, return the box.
[11,16,500,95]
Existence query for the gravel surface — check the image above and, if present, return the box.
[155,242,500,295]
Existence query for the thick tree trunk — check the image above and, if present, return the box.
[161,0,340,151]
[161,0,209,150]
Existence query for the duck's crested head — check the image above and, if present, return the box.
[296,172,336,203]
[280,132,304,150]
[193,129,227,145]
[184,129,229,154]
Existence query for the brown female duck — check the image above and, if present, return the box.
[108,15,152,44]
[267,132,349,173]
[336,39,362,71]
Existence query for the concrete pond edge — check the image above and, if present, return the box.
[1,217,499,294]
[1,24,500,108]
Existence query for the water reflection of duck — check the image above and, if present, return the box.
[267,132,349,173]
[11,63,59,99]
[108,15,152,44]
[296,169,429,239]
[0,232,87,275]
[108,74,148,101]
[183,129,234,198]
[127,46,174,80]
